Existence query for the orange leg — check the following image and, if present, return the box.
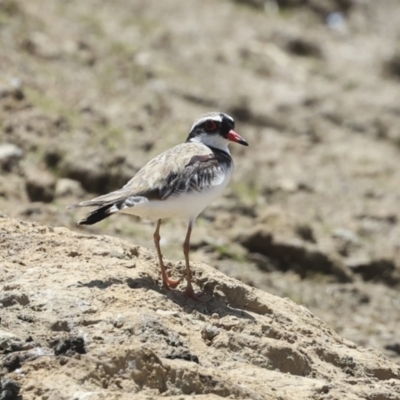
[153,219,180,289]
[183,221,203,301]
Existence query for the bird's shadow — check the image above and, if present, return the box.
[126,276,256,321]
[74,274,258,321]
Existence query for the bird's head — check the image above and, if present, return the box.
[187,112,248,151]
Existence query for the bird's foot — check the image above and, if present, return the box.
[184,284,206,302]
[162,276,181,290]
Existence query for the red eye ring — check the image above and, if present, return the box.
[205,120,217,131]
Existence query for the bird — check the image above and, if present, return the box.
[69,112,248,300]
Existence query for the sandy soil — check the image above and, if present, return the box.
[2,215,400,399]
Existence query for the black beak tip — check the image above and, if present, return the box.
[240,139,249,146]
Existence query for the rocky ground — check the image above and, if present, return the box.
[2,215,400,399]
[1,0,400,398]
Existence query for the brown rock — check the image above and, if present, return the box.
[25,168,56,203]
[0,143,23,172]
[55,178,84,198]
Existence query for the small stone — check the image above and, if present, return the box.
[277,179,298,192]
[9,77,23,89]
[3,354,21,372]
[0,144,23,172]
[55,178,84,198]
[25,169,56,203]
[295,224,316,243]
[113,315,124,328]
[0,378,21,399]
[50,320,71,332]
[326,12,347,33]
[332,228,360,244]
[124,261,136,269]
[52,337,86,356]
[59,356,69,366]
[0,293,30,307]
[201,325,220,342]
[0,330,18,350]
[165,352,199,364]
[156,310,179,317]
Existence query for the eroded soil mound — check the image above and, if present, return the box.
[1,215,400,399]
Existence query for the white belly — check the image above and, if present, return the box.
[119,169,232,221]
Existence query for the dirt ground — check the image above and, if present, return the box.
[1,0,400,397]
[2,216,400,399]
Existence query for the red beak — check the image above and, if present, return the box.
[227,130,249,146]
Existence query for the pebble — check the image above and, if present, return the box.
[0,144,23,171]
[0,330,18,350]
[0,378,21,400]
[156,309,179,317]
[55,178,84,198]
[332,228,360,244]
[201,325,220,341]
[326,12,347,33]
[0,144,22,161]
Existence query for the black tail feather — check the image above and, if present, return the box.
[78,205,114,225]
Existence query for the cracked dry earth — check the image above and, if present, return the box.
[1,215,400,400]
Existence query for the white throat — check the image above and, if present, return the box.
[189,134,230,154]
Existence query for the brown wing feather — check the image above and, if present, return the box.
[122,142,216,199]
[69,142,216,208]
